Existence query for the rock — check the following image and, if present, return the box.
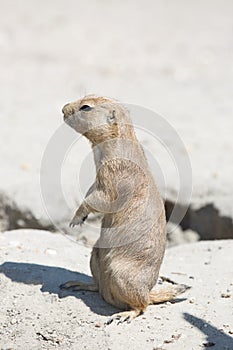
[166,222,200,247]
[221,293,231,298]
[10,318,17,325]
[189,297,196,304]
[44,248,57,256]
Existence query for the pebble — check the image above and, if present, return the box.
[203,341,215,347]
[44,248,57,255]
[16,219,25,227]
[172,334,182,340]
[189,297,196,303]
[221,293,231,298]
[154,316,162,320]
[223,324,229,328]
[153,345,164,350]
[10,319,17,325]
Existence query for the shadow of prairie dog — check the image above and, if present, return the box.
[61,94,188,324]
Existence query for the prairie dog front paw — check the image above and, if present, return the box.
[69,214,88,228]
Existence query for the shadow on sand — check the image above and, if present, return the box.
[0,261,189,318]
[0,261,119,317]
[183,313,233,349]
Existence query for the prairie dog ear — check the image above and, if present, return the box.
[107,110,116,124]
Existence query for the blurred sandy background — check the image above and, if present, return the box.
[0,0,233,236]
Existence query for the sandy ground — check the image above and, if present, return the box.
[0,229,232,350]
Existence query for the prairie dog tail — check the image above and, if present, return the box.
[149,284,190,304]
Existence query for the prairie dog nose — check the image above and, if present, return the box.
[62,103,75,119]
[62,103,69,114]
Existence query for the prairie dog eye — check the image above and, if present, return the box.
[80,105,92,111]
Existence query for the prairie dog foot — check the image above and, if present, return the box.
[59,280,98,292]
[69,214,88,228]
[106,309,142,325]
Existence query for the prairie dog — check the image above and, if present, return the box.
[61,95,187,324]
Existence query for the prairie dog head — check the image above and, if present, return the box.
[62,94,135,144]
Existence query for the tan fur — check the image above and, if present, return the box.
[61,95,187,323]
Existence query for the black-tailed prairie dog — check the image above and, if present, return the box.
[61,94,188,324]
